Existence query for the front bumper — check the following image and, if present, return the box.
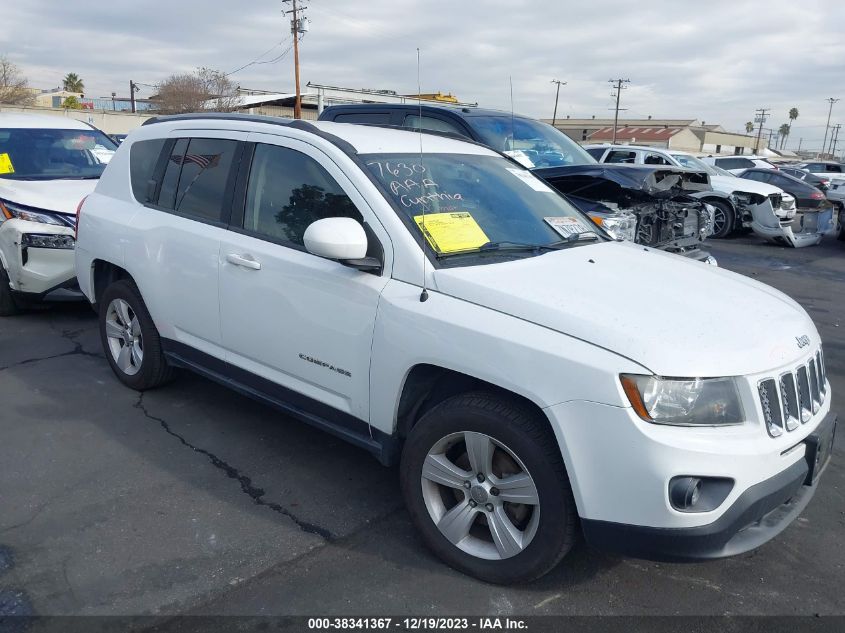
[582,411,835,561]
[0,218,79,297]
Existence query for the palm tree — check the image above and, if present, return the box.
[62,73,84,93]
[778,123,790,149]
[745,121,754,133]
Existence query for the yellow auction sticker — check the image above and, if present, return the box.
[414,211,490,254]
[0,153,14,175]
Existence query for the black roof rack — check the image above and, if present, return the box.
[141,112,317,129]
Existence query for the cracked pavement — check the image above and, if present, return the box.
[0,235,843,617]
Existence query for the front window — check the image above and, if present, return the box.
[467,116,595,168]
[0,128,117,180]
[363,153,603,267]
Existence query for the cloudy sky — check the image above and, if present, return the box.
[3,0,844,150]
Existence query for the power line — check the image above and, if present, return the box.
[225,36,294,77]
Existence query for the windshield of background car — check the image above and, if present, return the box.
[468,116,596,168]
[363,153,602,267]
[0,128,117,180]
[670,153,721,176]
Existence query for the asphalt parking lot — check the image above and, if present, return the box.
[1,234,843,618]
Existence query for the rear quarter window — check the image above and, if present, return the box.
[129,138,167,203]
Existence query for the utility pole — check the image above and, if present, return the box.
[283,0,308,119]
[830,124,842,159]
[608,78,630,144]
[754,108,770,153]
[550,79,566,126]
[129,80,137,113]
[798,137,803,151]
[819,97,839,159]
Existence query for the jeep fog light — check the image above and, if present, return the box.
[620,374,744,426]
[21,233,75,249]
[669,476,734,513]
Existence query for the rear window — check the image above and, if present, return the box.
[155,137,239,223]
[585,148,606,160]
[130,138,167,203]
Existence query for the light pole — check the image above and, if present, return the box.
[550,79,566,127]
[111,92,116,111]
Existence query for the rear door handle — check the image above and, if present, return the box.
[226,253,262,270]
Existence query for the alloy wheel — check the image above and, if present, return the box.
[105,298,144,376]
[420,431,540,560]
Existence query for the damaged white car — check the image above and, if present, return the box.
[585,145,821,247]
[0,114,116,315]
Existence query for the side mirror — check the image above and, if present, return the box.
[304,217,380,272]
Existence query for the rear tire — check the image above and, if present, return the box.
[0,265,22,316]
[709,199,735,239]
[99,279,172,390]
[400,392,577,584]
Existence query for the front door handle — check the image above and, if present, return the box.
[226,253,262,270]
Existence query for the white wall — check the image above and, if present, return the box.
[0,103,153,134]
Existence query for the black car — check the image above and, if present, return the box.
[320,103,715,262]
[739,168,832,210]
[778,166,831,192]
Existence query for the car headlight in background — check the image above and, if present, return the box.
[620,374,744,426]
[0,200,67,226]
[589,211,637,242]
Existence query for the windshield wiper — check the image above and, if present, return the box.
[436,234,598,259]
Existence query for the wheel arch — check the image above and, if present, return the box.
[91,259,134,306]
[394,364,556,446]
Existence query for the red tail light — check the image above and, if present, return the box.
[74,195,88,240]
[810,191,825,200]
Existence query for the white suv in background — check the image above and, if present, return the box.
[585,144,796,240]
[700,155,777,174]
[75,114,835,584]
[0,113,116,315]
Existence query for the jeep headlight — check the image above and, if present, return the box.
[589,211,637,241]
[620,374,744,426]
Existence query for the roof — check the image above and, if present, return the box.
[546,118,698,127]
[583,143,695,156]
[588,126,683,142]
[139,113,496,156]
[0,113,92,130]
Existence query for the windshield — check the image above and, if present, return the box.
[468,116,595,168]
[670,153,722,176]
[363,153,602,267]
[0,128,117,180]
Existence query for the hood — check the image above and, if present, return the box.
[533,164,710,200]
[433,241,816,377]
[0,178,97,214]
[713,175,782,197]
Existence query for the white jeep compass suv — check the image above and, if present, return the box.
[75,114,836,584]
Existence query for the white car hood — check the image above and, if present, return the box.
[433,241,817,377]
[710,175,782,197]
[0,178,97,214]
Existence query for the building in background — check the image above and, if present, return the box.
[547,116,763,155]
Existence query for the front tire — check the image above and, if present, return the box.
[709,199,735,239]
[0,265,22,316]
[99,279,172,390]
[836,205,845,242]
[400,392,577,584]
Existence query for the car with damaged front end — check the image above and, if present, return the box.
[0,113,116,315]
[318,104,717,263]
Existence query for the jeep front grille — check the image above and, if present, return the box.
[759,348,826,437]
